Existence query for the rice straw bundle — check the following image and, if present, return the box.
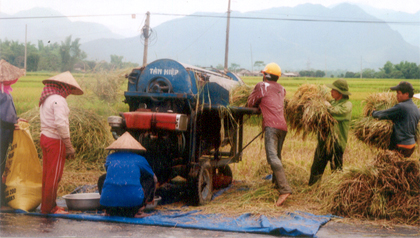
[353,117,393,150]
[20,106,113,163]
[229,84,254,107]
[362,92,398,117]
[285,84,337,152]
[79,68,129,103]
[354,92,420,150]
[320,150,419,224]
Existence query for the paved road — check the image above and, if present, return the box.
[1,212,419,237]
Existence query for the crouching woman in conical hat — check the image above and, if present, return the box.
[97,132,158,218]
[39,71,83,214]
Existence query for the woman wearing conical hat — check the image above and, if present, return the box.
[0,60,26,207]
[38,71,83,214]
[97,132,157,218]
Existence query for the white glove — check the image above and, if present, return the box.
[62,137,75,158]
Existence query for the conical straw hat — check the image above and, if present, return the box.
[42,71,84,95]
[106,132,147,151]
[414,93,420,100]
[0,59,26,82]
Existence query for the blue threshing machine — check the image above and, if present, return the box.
[108,59,258,205]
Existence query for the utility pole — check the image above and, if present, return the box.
[224,0,231,72]
[142,12,150,66]
[360,56,363,79]
[24,24,27,74]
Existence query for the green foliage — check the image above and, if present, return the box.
[26,53,40,72]
[0,40,25,67]
[344,61,420,79]
[59,35,86,72]
[0,37,138,73]
[253,61,265,71]
[110,55,124,69]
[299,70,326,77]
[229,63,240,72]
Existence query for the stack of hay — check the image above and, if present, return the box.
[322,150,419,224]
[20,106,113,163]
[229,85,254,107]
[353,92,420,150]
[285,84,337,152]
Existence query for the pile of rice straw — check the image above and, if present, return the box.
[320,150,419,224]
[353,92,420,150]
[20,106,113,163]
[285,84,337,152]
[229,85,254,107]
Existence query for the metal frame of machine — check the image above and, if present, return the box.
[108,59,258,205]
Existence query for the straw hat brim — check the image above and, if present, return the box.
[326,83,351,95]
[0,59,26,82]
[413,93,420,100]
[42,71,84,95]
[106,132,147,151]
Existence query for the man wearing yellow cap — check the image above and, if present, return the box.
[247,62,292,206]
[39,71,83,214]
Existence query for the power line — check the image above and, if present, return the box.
[153,13,420,25]
[1,12,419,25]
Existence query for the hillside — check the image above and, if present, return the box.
[1,4,419,71]
[79,3,420,71]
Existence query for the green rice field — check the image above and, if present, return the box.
[11,72,419,121]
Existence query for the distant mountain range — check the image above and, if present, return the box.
[1,3,419,72]
[0,7,124,44]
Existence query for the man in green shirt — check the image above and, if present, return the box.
[309,79,352,186]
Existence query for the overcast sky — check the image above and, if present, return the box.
[1,0,419,37]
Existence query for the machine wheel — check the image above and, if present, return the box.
[213,165,233,190]
[189,161,213,206]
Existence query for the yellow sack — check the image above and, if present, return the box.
[3,122,42,212]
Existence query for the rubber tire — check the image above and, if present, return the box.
[190,161,213,206]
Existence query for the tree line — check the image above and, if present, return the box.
[250,61,419,79]
[0,36,138,72]
[299,61,419,79]
[340,61,420,79]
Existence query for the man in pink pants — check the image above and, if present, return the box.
[39,71,83,214]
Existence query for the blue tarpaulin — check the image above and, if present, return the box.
[25,210,331,237]
[4,183,332,237]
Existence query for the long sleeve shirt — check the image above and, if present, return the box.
[247,81,287,131]
[372,98,420,146]
[0,92,17,129]
[328,99,352,150]
[39,94,70,139]
[100,151,155,207]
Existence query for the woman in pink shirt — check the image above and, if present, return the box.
[39,71,83,214]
